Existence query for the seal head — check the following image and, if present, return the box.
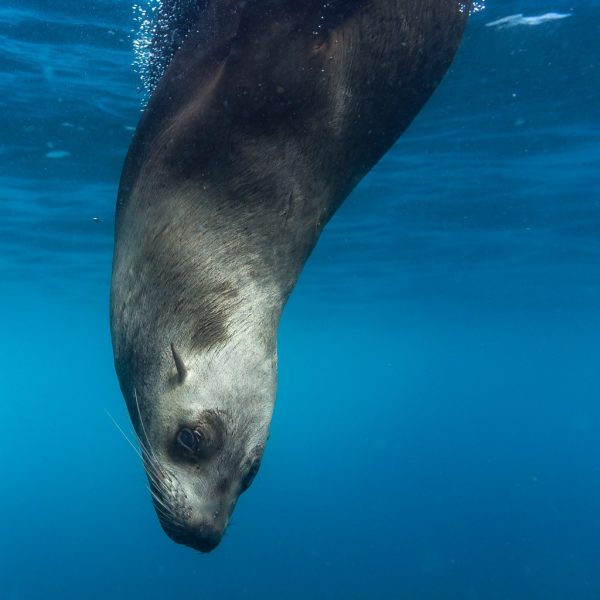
[136,345,267,551]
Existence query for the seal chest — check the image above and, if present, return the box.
[111,0,470,552]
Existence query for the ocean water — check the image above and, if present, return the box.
[1,1,600,598]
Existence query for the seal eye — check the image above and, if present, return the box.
[174,412,226,461]
[176,426,212,459]
[177,428,196,453]
[241,459,261,492]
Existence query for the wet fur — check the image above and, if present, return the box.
[111,0,470,551]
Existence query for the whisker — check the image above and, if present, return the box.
[149,484,173,507]
[152,503,178,524]
[107,404,187,531]
[108,409,166,487]
[145,468,167,491]
[134,387,161,464]
[147,493,172,515]
[149,492,184,527]
[104,409,143,460]
[143,457,174,490]
[139,444,161,471]
[128,420,167,480]
[146,484,174,513]
[111,390,188,527]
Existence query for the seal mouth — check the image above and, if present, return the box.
[161,520,223,553]
[144,459,225,553]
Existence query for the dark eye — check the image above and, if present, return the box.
[241,459,261,492]
[174,412,226,460]
[177,428,197,453]
[176,427,212,459]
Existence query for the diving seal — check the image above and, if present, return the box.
[110,0,470,552]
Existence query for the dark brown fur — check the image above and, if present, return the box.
[113,2,469,375]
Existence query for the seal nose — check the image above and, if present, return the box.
[188,524,222,553]
[165,522,223,553]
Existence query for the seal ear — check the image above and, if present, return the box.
[170,343,188,384]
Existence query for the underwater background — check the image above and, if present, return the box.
[1,0,600,598]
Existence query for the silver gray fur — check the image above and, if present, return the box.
[111,0,469,552]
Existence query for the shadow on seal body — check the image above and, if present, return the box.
[110,0,470,552]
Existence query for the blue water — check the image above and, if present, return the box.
[1,1,600,598]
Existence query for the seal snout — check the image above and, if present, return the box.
[163,521,223,553]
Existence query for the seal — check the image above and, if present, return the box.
[110,0,470,553]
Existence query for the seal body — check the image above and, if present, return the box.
[110,0,469,552]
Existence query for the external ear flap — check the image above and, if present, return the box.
[170,343,188,384]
